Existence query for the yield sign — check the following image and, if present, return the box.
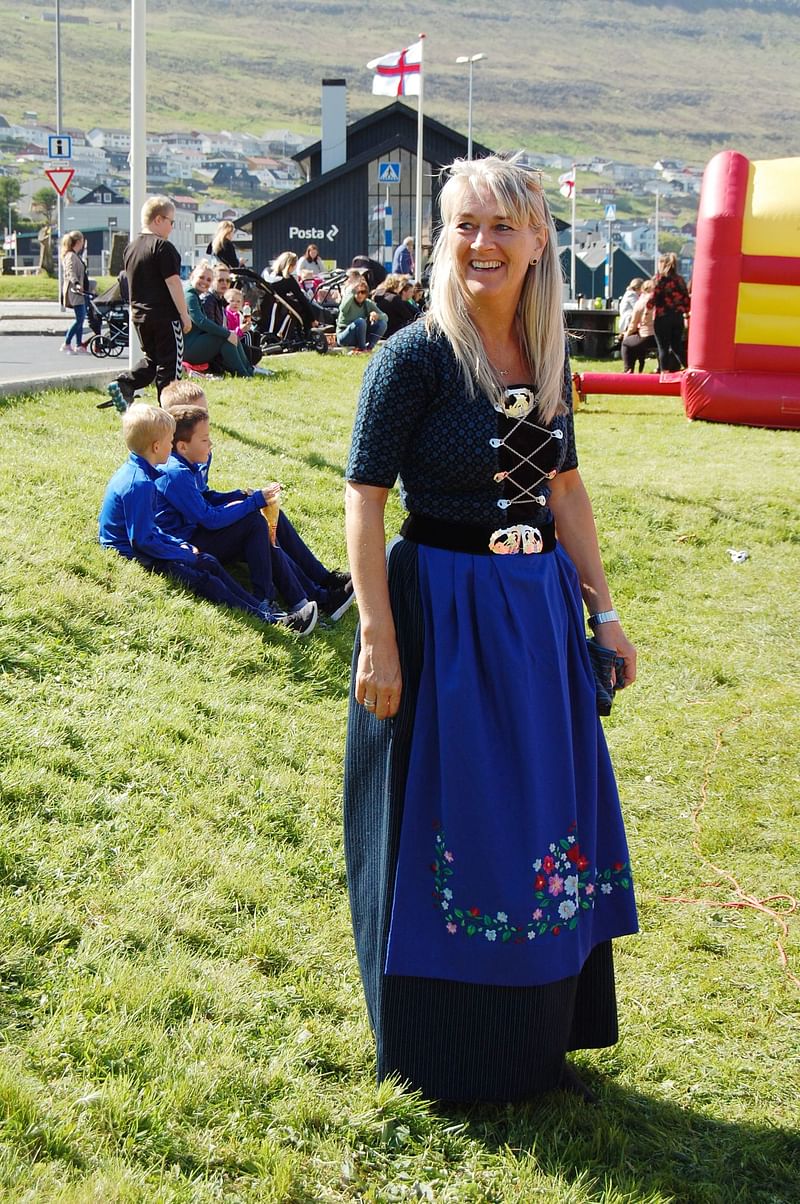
[45,167,75,196]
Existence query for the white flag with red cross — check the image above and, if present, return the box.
[367,40,422,96]
[559,169,576,199]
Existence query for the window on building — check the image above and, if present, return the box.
[367,147,432,266]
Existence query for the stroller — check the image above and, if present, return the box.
[236,268,331,356]
[87,280,129,358]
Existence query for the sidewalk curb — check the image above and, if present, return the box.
[0,369,119,400]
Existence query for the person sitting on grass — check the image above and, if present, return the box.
[97,403,315,634]
[183,262,267,379]
[335,279,387,354]
[224,286,264,368]
[154,403,355,625]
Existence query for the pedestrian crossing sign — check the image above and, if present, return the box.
[378,161,402,184]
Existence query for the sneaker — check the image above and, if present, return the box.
[257,601,286,623]
[108,381,134,412]
[73,345,89,354]
[276,600,318,636]
[59,343,74,353]
[252,366,275,377]
[323,569,352,590]
[322,582,356,621]
[347,347,368,355]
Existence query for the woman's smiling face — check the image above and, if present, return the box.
[448,183,546,308]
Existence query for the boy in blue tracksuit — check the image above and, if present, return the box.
[98,403,317,634]
[153,403,355,622]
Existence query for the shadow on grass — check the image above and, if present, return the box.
[214,420,346,478]
[439,1081,800,1204]
[213,421,284,455]
[578,404,682,418]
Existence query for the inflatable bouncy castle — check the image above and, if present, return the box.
[575,151,800,430]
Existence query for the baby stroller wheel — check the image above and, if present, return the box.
[88,334,112,358]
[313,330,329,355]
[108,339,125,357]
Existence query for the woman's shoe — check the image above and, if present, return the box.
[558,1062,598,1105]
[59,344,74,353]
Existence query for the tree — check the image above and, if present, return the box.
[0,176,22,227]
[31,186,58,224]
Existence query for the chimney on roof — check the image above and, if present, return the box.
[321,79,347,174]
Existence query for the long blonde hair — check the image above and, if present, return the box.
[60,230,83,257]
[426,156,566,422]
[211,220,235,256]
[271,251,297,278]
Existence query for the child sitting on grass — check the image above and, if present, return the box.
[98,403,316,634]
[154,398,355,624]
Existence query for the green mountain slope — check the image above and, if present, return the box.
[3,0,799,163]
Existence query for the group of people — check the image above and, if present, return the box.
[618,253,690,373]
[104,197,427,408]
[95,162,643,1106]
[98,377,356,636]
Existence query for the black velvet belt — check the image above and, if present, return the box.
[400,513,557,555]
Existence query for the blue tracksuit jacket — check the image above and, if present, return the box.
[98,453,194,562]
[154,452,266,541]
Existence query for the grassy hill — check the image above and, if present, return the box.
[2,0,800,166]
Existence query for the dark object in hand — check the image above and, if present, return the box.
[586,637,626,716]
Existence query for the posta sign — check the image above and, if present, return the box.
[288,223,339,242]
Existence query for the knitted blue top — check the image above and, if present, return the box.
[346,321,578,528]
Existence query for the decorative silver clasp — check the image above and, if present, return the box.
[488,524,544,555]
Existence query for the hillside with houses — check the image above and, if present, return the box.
[1,110,699,285]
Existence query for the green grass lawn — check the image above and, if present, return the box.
[1,359,798,1203]
[0,277,116,302]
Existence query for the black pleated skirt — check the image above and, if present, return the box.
[344,538,620,1103]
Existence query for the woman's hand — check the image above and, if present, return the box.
[227,331,239,345]
[355,635,402,720]
[592,620,637,687]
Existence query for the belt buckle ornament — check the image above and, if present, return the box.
[488,524,544,555]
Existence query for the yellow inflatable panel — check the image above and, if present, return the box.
[735,282,800,347]
[742,159,800,257]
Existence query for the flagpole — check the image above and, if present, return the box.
[414,33,425,278]
[570,162,576,301]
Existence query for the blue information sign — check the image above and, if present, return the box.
[48,134,72,159]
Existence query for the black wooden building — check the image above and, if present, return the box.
[238,99,492,272]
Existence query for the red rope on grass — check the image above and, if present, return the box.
[658,712,800,990]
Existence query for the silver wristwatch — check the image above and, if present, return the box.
[588,609,620,628]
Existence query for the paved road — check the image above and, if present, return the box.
[0,334,123,386]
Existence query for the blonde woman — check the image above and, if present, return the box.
[207,220,243,271]
[344,156,638,1103]
[60,230,89,353]
[622,278,657,372]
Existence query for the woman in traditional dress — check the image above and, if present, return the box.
[343,156,639,1104]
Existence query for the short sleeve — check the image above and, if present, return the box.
[156,239,181,281]
[346,326,435,487]
[559,342,579,473]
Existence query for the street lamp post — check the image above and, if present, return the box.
[55,0,64,305]
[455,53,487,160]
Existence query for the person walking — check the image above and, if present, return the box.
[59,230,90,354]
[109,196,191,407]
